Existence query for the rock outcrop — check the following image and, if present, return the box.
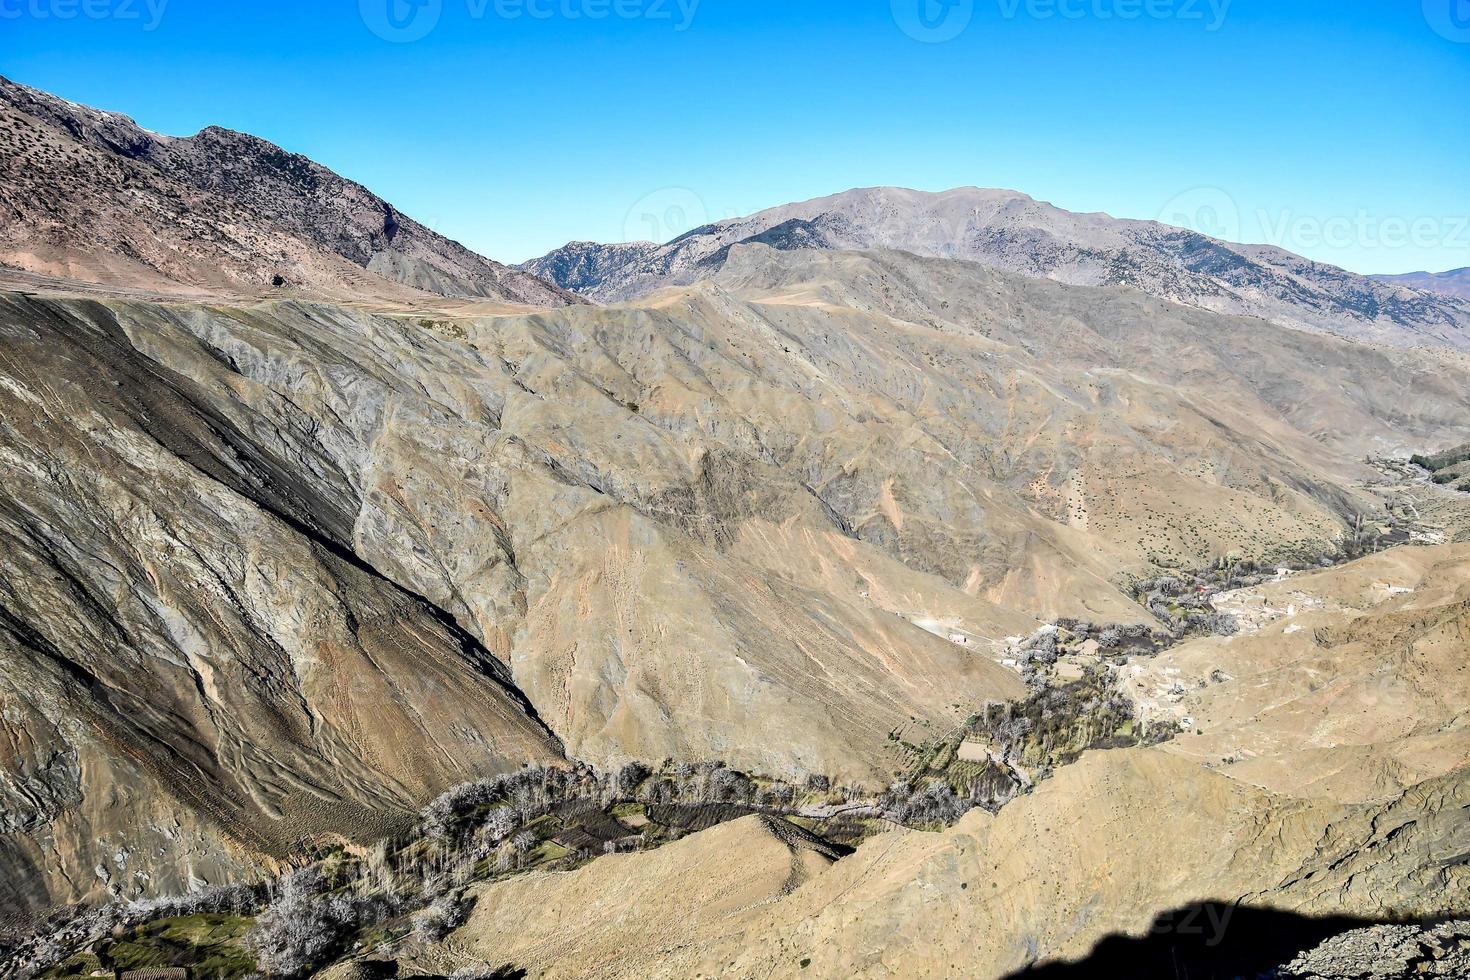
[1277,921,1470,979]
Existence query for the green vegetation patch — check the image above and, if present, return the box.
[95,914,255,980]
[1412,443,1470,473]
[38,950,102,980]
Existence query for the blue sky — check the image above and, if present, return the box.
[3,0,1467,273]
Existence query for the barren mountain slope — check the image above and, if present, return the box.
[0,284,1034,910]
[0,76,579,306]
[703,245,1470,563]
[526,186,1470,350]
[0,294,569,917]
[1132,545,1470,804]
[1373,267,1470,300]
[710,244,1470,460]
[4,242,1470,916]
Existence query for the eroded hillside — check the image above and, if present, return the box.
[2,242,1469,969]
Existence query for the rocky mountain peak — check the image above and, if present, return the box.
[0,75,581,306]
[526,184,1470,350]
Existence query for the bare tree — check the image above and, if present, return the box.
[412,894,470,942]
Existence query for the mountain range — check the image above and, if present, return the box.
[524,185,1470,351]
[1372,266,1470,300]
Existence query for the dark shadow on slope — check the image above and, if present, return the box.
[345,959,526,980]
[21,295,563,748]
[1005,904,1431,980]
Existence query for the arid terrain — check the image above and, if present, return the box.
[1,78,1468,980]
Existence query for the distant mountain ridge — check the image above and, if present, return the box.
[524,239,661,295]
[524,186,1470,350]
[0,76,581,306]
[1371,267,1470,301]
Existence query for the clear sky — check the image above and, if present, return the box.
[3,0,1466,273]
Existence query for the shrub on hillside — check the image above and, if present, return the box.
[246,869,347,978]
[412,893,471,942]
[892,780,970,826]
